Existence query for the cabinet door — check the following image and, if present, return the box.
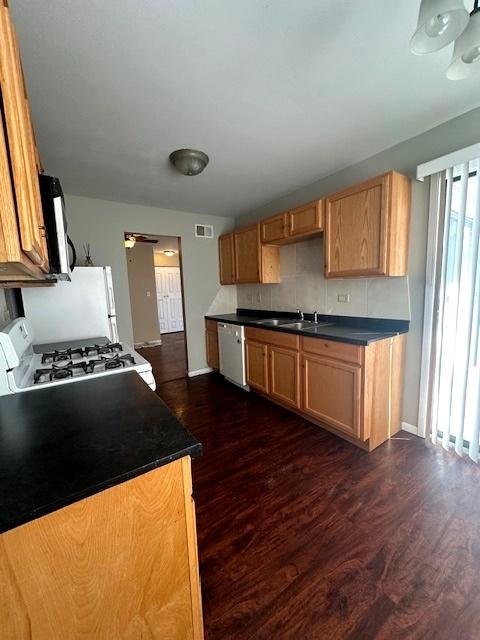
[245,340,268,393]
[0,7,48,270]
[261,213,288,244]
[269,346,300,409]
[302,354,361,437]
[234,225,261,283]
[288,200,323,238]
[218,233,235,284]
[325,174,389,277]
[206,329,219,370]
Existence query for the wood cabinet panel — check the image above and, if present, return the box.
[206,328,219,370]
[0,458,203,640]
[245,326,299,350]
[301,336,363,365]
[325,175,388,277]
[269,346,300,409]
[261,213,288,244]
[234,225,261,283]
[218,233,235,284]
[205,319,218,334]
[245,340,269,393]
[0,7,48,271]
[302,353,361,437]
[288,200,324,238]
[325,172,410,278]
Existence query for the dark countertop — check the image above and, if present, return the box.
[0,372,201,534]
[206,309,409,345]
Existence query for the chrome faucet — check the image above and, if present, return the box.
[313,310,318,323]
[296,308,304,321]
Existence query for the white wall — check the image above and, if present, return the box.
[65,195,236,373]
[235,106,480,428]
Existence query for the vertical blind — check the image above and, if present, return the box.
[430,159,480,460]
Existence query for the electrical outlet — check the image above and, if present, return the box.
[337,294,350,303]
[146,291,151,297]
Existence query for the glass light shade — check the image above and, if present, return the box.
[410,0,469,54]
[163,250,177,257]
[124,237,136,249]
[447,10,480,79]
[169,149,209,176]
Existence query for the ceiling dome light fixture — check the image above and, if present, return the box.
[169,148,209,176]
[163,250,177,257]
[447,3,480,79]
[410,0,469,54]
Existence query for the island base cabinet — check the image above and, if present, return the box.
[302,354,362,438]
[0,457,204,640]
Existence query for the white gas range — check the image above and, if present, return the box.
[0,318,155,395]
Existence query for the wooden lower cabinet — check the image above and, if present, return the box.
[0,457,203,640]
[269,345,300,409]
[245,340,269,393]
[302,353,361,437]
[244,327,405,451]
[205,320,219,370]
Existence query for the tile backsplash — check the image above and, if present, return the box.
[237,237,410,320]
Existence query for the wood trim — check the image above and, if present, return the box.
[181,457,204,640]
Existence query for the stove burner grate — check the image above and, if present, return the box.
[84,343,123,356]
[41,348,85,364]
[34,361,89,384]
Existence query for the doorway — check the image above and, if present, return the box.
[125,232,188,384]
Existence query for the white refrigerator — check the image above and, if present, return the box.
[22,267,119,343]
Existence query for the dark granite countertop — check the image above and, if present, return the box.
[206,309,409,345]
[0,372,201,534]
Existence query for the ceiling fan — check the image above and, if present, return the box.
[124,233,158,248]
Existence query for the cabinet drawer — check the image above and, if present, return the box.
[301,336,363,365]
[245,327,299,350]
[205,319,218,333]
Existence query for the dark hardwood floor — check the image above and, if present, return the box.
[137,331,187,384]
[156,372,480,640]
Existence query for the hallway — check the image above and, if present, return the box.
[137,332,187,385]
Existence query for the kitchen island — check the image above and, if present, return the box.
[0,372,203,639]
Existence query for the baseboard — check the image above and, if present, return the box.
[401,422,419,436]
[188,367,213,377]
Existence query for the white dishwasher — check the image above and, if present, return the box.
[217,323,249,390]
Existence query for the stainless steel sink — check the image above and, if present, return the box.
[283,321,334,330]
[254,318,292,326]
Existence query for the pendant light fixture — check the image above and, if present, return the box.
[169,149,209,176]
[410,0,470,54]
[447,1,480,79]
[163,250,177,257]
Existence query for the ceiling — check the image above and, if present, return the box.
[11,1,480,218]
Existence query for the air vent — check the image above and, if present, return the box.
[195,224,214,238]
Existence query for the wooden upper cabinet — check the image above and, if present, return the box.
[288,200,324,239]
[233,224,279,284]
[218,233,235,284]
[324,171,411,278]
[261,212,288,244]
[0,5,48,281]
